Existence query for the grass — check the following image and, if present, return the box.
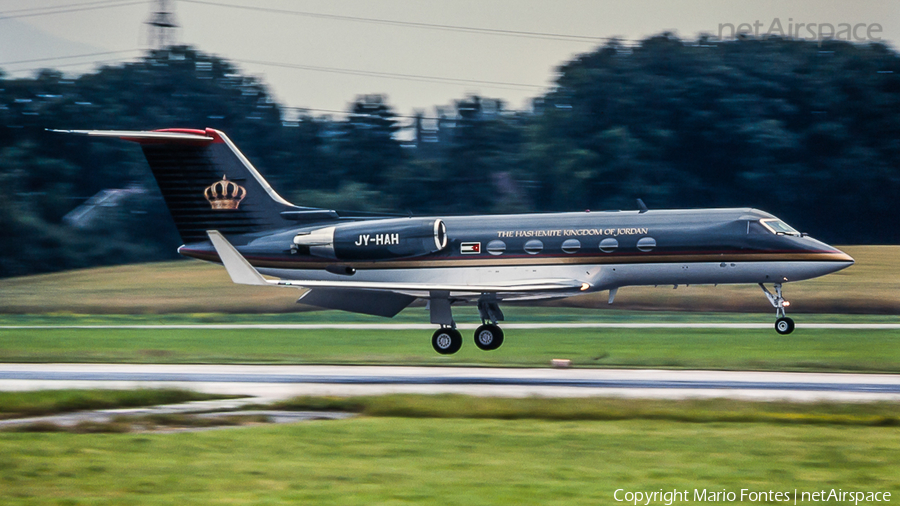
[268,394,900,427]
[0,389,230,420]
[1,417,898,505]
[8,390,900,429]
[0,260,295,314]
[3,414,272,434]
[1,325,899,372]
[3,307,900,326]
[2,393,899,503]
[0,245,895,314]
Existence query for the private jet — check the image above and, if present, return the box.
[57,127,855,354]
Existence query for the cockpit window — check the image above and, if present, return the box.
[760,219,800,236]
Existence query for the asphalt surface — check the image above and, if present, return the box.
[2,323,899,329]
[2,364,900,402]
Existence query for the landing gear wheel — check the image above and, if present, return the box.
[432,328,462,354]
[775,317,795,335]
[474,324,504,351]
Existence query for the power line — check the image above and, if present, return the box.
[0,0,146,20]
[234,58,546,91]
[0,49,143,67]
[286,106,414,118]
[0,0,131,16]
[1,55,145,74]
[179,0,625,43]
[0,0,135,15]
[283,107,468,122]
[1,51,547,93]
[1,55,531,120]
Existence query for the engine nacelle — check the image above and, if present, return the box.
[293,218,448,260]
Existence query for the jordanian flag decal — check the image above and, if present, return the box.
[460,242,481,254]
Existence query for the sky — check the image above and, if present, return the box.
[1,0,898,119]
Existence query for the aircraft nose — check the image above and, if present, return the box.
[793,236,854,278]
[821,241,854,265]
[819,242,855,274]
[835,249,855,265]
[804,237,854,263]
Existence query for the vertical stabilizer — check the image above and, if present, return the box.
[54,128,307,244]
[139,128,296,243]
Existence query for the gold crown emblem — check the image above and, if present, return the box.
[204,175,246,210]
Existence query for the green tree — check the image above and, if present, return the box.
[333,95,406,188]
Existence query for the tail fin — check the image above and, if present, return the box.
[55,128,333,244]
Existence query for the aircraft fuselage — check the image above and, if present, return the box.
[179,207,853,300]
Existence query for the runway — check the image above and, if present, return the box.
[3,323,900,329]
[2,323,899,329]
[2,364,900,402]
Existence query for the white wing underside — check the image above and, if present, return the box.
[207,231,586,298]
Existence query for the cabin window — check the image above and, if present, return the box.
[599,238,618,253]
[760,219,800,237]
[486,240,506,256]
[561,239,581,254]
[636,237,657,252]
[524,239,543,254]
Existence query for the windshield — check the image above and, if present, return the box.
[760,219,800,236]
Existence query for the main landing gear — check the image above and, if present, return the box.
[474,324,504,351]
[429,294,505,354]
[473,299,504,351]
[759,283,795,335]
[432,327,462,355]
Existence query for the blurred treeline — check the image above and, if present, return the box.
[0,34,898,277]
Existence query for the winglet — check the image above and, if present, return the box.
[206,230,270,286]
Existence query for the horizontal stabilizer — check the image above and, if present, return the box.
[48,129,213,143]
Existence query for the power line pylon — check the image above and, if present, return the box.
[146,0,179,49]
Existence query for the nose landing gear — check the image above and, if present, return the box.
[775,317,795,335]
[760,283,795,335]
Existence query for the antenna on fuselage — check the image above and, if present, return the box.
[637,198,649,214]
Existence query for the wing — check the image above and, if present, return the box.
[207,230,590,296]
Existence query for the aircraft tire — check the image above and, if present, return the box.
[474,324,504,351]
[432,328,462,354]
[775,317,795,335]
